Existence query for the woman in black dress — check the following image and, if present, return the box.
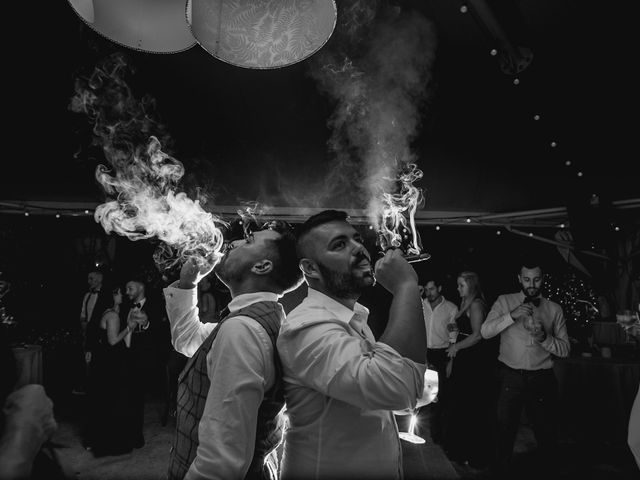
[443,271,495,467]
[85,287,134,456]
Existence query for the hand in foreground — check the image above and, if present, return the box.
[374,249,418,295]
[179,256,216,289]
[3,384,57,446]
[510,303,534,321]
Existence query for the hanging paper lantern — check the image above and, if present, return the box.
[67,0,196,54]
[189,0,337,69]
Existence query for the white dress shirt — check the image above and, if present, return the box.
[481,291,570,370]
[163,283,279,480]
[423,296,459,349]
[277,288,426,480]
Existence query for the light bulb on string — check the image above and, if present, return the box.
[460,5,468,13]
[490,48,498,56]
[533,114,541,121]
[435,225,440,231]
[577,171,583,177]
[550,141,557,148]
[55,213,61,219]
[565,160,572,167]
[513,78,520,85]
[24,211,29,217]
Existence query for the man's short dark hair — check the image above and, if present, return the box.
[424,276,444,289]
[295,210,349,258]
[262,221,304,293]
[517,253,545,273]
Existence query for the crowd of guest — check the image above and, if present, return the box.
[70,268,227,458]
[2,211,638,480]
[419,259,573,476]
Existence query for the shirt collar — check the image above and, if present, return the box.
[228,291,280,312]
[306,288,369,326]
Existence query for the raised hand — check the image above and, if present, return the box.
[179,256,216,289]
[373,249,418,295]
[510,303,534,321]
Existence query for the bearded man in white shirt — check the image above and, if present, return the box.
[481,256,570,478]
[278,210,428,480]
[164,220,302,480]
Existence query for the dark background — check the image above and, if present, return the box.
[1,0,637,339]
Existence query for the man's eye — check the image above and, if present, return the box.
[332,240,345,250]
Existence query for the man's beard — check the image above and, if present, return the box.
[316,257,373,299]
[521,285,540,299]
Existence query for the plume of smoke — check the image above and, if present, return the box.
[308,0,436,250]
[69,52,225,271]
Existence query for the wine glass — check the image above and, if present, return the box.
[398,409,426,444]
[396,369,439,444]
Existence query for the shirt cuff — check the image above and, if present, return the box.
[164,282,198,304]
[503,313,516,329]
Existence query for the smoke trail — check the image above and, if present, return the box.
[69,52,225,271]
[308,0,437,253]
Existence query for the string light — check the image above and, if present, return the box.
[550,141,557,148]
[614,226,620,232]
[465,218,471,223]
[24,212,29,217]
[533,114,540,121]
[490,48,498,56]
[577,171,583,177]
[55,213,61,219]
[496,230,501,235]
[460,5,468,13]
[513,78,520,85]
[84,210,90,214]
[565,160,572,166]
[435,225,440,231]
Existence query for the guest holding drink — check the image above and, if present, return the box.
[481,255,570,478]
[442,271,493,467]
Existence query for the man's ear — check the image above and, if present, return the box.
[299,258,321,280]
[251,259,274,276]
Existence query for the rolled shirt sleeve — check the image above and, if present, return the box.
[537,307,570,358]
[164,282,217,358]
[281,320,425,412]
[481,295,515,339]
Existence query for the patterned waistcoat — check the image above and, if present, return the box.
[168,301,285,480]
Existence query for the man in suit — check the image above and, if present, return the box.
[75,270,111,395]
[123,277,164,448]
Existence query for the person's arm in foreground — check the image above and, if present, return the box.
[164,258,217,357]
[377,249,427,364]
[0,385,57,480]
